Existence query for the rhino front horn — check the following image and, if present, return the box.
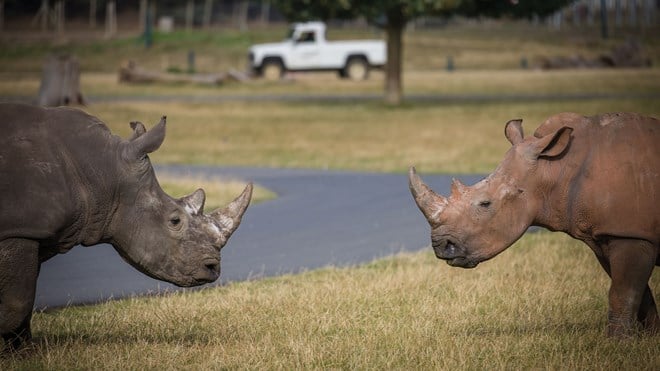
[210,182,253,243]
[408,166,447,226]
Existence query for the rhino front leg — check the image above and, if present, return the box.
[0,238,39,352]
[637,285,658,335]
[603,238,657,338]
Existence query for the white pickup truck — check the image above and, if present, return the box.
[248,22,386,81]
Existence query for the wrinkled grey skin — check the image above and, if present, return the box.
[0,103,252,351]
[410,112,659,338]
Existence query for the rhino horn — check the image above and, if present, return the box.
[450,178,467,197]
[210,182,253,242]
[408,167,447,226]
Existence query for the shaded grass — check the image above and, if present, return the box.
[3,232,658,369]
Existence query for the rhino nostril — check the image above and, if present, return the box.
[205,262,219,273]
[432,239,447,249]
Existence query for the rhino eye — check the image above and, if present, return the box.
[169,216,181,226]
[479,200,491,208]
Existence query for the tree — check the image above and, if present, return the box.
[273,0,575,105]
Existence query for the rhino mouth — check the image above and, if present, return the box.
[193,257,221,284]
[445,255,479,268]
[432,239,479,269]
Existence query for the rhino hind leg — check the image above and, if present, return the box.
[602,238,657,338]
[0,238,39,353]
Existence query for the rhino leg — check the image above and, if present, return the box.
[0,238,39,352]
[637,285,659,335]
[602,238,657,338]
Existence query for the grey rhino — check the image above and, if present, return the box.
[0,103,252,350]
[409,112,659,337]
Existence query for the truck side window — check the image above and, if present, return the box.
[297,31,315,43]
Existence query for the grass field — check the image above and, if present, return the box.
[157,174,275,211]
[2,232,658,369]
[1,19,659,369]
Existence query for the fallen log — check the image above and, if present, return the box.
[118,60,227,85]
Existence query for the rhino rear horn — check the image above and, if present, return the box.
[408,167,447,226]
[210,182,253,242]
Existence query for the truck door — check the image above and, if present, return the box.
[289,30,321,69]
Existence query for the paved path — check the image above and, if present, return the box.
[35,166,483,309]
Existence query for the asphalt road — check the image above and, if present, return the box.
[35,166,483,310]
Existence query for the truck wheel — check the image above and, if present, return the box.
[344,57,369,81]
[262,60,283,81]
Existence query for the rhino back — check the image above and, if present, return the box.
[0,103,121,253]
[536,112,660,243]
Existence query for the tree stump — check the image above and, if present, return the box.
[37,54,86,107]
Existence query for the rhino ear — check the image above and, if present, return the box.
[182,188,206,215]
[124,116,167,160]
[505,119,524,145]
[128,121,147,141]
[530,126,573,159]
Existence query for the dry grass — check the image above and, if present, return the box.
[2,232,658,369]
[1,21,658,369]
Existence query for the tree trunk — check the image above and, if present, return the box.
[235,0,248,32]
[186,0,194,32]
[105,1,116,39]
[55,0,64,37]
[629,0,638,27]
[384,23,403,105]
[203,0,213,29]
[38,54,86,107]
[40,0,49,31]
[600,0,608,39]
[615,0,622,27]
[0,0,4,31]
[89,0,96,28]
[260,0,270,25]
[139,0,146,31]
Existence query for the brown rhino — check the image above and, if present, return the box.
[0,103,252,351]
[409,112,659,337]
